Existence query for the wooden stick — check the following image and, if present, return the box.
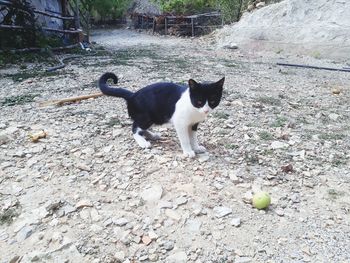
[39,92,104,107]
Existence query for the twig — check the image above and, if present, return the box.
[277,63,350,73]
[39,93,104,107]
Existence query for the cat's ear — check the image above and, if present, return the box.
[188,79,198,91]
[216,77,225,87]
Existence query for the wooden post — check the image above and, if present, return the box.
[152,17,155,34]
[164,16,167,35]
[74,0,80,29]
[191,17,194,37]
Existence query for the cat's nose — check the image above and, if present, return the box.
[203,109,209,114]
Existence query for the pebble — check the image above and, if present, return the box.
[158,200,173,209]
[271,141,289,149]
[140,184,163,203]
[114,251,125,261]
[235,256,252,263]
[275,209,285,216]
[113,217,129,226]
[167,251,187,262]
[175,196,188,206]
[141,235,152,245]
[165,209,182,221]
[186,219,202,233]
[213,206,232,218]
[16,226,33,242]
[75,199,93,209]
[230,218,241,227]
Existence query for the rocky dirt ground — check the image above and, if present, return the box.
[0,29,349,263]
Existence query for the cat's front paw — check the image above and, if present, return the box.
[183,150,196,158]
[194,145,206,154]
[138,140,151,149]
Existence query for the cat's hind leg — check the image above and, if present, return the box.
[143,130,161,141]
[132,122,151,149]
[190,123,206,153]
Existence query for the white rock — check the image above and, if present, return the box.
[167,251,187,263]
[175,197,188,206]
[213,206,232,218]
[140,184,163,203]
[185,219,202,232]
[75,199,93,209]
[158,200,173,209]
[230,218,241,227]
[16,226,33,242]
[113,217,129,226]
[329,113,339,121]
[114,251,125,261]
[165,209,182,221]
[271,141,289,149]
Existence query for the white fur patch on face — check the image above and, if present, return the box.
[198,102,212,115]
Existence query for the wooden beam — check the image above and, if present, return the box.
[0,24,81,34]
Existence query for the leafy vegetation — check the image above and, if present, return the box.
[84,0,130,20]
[1,93,40,106]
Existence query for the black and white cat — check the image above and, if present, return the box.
[98,72,224,157]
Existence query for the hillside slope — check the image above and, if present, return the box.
[216,0,350,59]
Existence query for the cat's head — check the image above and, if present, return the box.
[188,77,225,115]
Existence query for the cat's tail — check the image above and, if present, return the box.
[98,72,134,100]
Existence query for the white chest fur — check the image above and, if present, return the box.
[170,89,208,125]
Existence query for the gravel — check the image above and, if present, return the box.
[0,28,349,262]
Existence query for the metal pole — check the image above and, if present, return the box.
[165,17,167,35]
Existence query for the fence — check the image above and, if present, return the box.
[133,11,223,37]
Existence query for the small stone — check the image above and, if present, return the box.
[9,255,21,263]
[148,230,158,240]
[63,204,76,215]
[16,226,33,242]
[133,235,141,243]
[139,255,149,261]
[0,134,10,145]
[198,153,210,162]
[149,254,159,262]
[75,199,93,209]
[213,206,232,218]
[142,235,152,245]
[175,197,188,206]
[256,2,265,8]
[243,191,253,203]
[223,43,238,49]
[158,200,173,209]
[275,209,285,216]
[167,251,187,262]
[235,256,252,263]
[185,219,202,232]
[104,218,113,227]
[230,218,241,227]
[140,184,163,203]
[76,162,91,171]
[329,113,339,121]
[271,141,289,149]
[165,209,182,221]
[90,209,101,222]
[163,240,175,251]
[114,251,125,261]
[290,193,301,203]
[113,217,129,226]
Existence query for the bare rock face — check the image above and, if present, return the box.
[217,0,350,59]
